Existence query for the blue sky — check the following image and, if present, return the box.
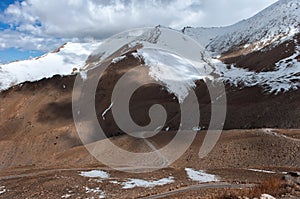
[0,0,15,12]
[0,0,43,63]
[0,1,10,30]
[0,0,277,64]
[0,48,43,63]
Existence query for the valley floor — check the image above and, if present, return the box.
[0,129,300,198]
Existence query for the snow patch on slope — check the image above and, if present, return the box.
[183,26,232,48]
[0,186,6,194]
[116,177,174,189]
[0,42,99,91]
[260,194,276,199]
[61,193,72,198]
[79,170,110,179]
[136,48,213,102]
[185,168,218,183]
[88,27,208,68]
[248,169,276,174]
[212,44,300,94]
[87,27,214,102]
[85,187,106,199]
[87,29,148,65]
[102,102,113,120]
[112,55,126,64]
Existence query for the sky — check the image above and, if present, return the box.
[0,0,278,64]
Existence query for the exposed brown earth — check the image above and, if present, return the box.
[0,53,299,170]
[220,33,300,72]
[0,129,299,198]
[1,54,299,140]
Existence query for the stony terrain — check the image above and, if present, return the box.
[0,128,300,198]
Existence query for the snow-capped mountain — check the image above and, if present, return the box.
[0,42,99,91]
[183,0,300,94]
[84,27,214,102]
[0,0,299,97]
[184,0,300,54]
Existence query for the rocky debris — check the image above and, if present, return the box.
[282,172,300,198]
[284,172,300,185]
[287,172,300,178]
[237,196,250,199]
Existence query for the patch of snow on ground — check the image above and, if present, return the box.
[112,55,126,63]
[61,194,72,198]
[248,169,276,174]
[79,170,110,179]
[80,70,88,81]
[192,126,201,131]
[102,102,114,120]
[261,193,276,199]
[0,186,6,194]
[136,48,212,103]
[85,187,105,199]
[120,177,174,189]
[109,180,119,184]
[185,168,218,183]
[0,42,99,91]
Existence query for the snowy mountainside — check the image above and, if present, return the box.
[212,53,300,94]
[86,27,208,69]
[86,24,300,99]
[182,0,300,94]
[0,0,299,97]
[85,27,214,102]
[0,42,99,91]
[184,0,300,54]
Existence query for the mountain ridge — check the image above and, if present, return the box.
[0,0,299,95]
[184,0,300,54]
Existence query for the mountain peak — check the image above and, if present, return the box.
[184,0,300,53]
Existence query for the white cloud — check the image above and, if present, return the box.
[201,0,279,26]
[0,29,66,51]
[0,0,278,51]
